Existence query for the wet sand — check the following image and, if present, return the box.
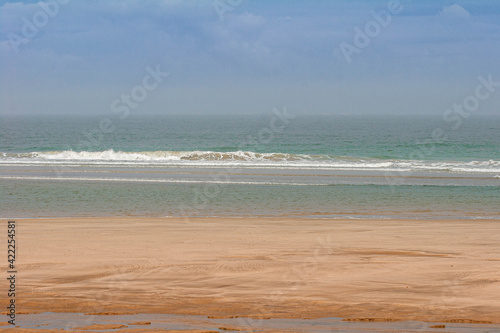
[1,217,500,329]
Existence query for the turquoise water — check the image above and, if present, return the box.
[2,114,500,161]
[1,114,499,219]
[2,179,499,219]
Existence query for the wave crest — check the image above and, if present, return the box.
[1,150,500,173]
[1,150,319,162]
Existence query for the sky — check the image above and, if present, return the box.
[1,0,500,116]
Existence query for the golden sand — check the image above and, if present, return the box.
[2,217,500,324]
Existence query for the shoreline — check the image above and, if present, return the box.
[2,312,500,332]
[3,213,500,220]
[2,217,500,326]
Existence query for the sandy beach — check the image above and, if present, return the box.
[1,216,499,330]
[3,0,500,331]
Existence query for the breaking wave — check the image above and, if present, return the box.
[1,150,315,162]
[1,150,500,173]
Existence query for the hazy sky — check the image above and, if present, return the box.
[1,0,500,115]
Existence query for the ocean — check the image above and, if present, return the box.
[1,113,499,219]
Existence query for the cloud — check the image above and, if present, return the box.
[440,4,471,20]
[1,0,500,115]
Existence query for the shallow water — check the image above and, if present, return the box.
[11,312,500,332]
[1,115,499,219]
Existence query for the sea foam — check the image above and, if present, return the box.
[1,150,500,173]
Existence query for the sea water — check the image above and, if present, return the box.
[1,114,499,219]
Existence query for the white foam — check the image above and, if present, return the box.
[0,175,326,186]
[1,150,500,173]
